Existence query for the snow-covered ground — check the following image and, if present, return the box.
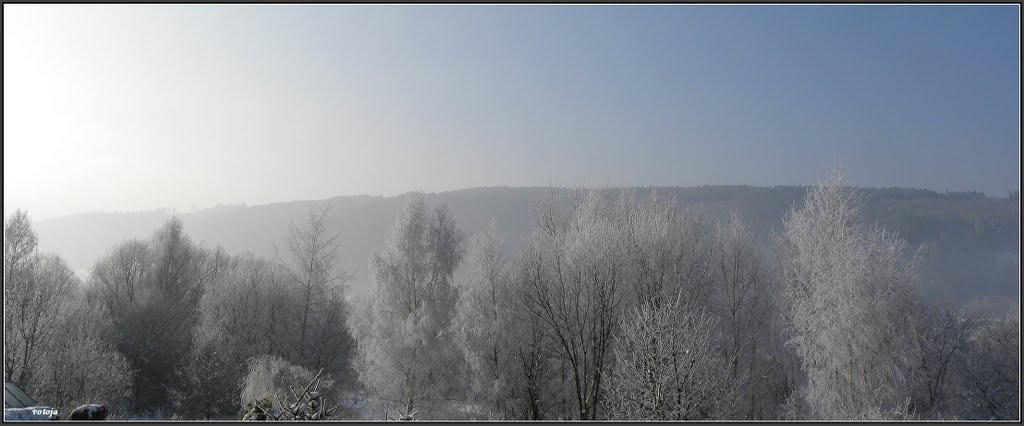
[4,406,60,421]
[335,391,492,421]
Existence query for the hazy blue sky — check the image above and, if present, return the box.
[4,5,1019,220]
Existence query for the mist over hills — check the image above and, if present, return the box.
[31,185,1019,315]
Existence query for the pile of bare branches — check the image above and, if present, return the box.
[385,408,419,421]
[241,369,338,421]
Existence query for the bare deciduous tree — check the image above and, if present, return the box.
[4,211,78,386]
[4,209,40,383]
[89,239,151,312]
[959,306,1019,420]
[504,235,577,420]
[275,206,353,372]
[708,210,787,418]
[909,301,980,417]
[603,296,734,420]
[617,191,714,309]
[519,189,627,420]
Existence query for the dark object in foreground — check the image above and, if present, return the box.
[70,404,108,420]
[240,369,338,421]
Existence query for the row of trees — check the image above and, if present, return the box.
[3,170,1019,420]
[4,210,133,416]
[346,188,777,419]
[348,172,1019,420]
[3,207,355,419]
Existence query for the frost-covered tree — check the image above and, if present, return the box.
[188,253,298,418]
[170,342,237,419]
[908,302,980,417]
[711,211,763,377]
[4,209,40,382]
[4,253,78,386]
[4,210,78,386]
[189,206,355,416]
[195,254,294,372]
[617,191,714,308]
[451,220,518,418]
[518,189,628,419]
[87,217,223,412]
[503,234,579,420]
[350,194,466,418]
[88,239,150,312]
[709,210,785,418]
[3,210,37,287]
[603,297,734,420]
[4,211,40,335]
[31,296,133,417]
[275,206,354,374]
[958,306,1019,420]
[5,210,133,415]
[779,170,922,419]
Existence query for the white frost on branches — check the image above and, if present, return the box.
[779,170,922,420]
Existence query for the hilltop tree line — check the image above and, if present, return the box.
[3,171,1018,420]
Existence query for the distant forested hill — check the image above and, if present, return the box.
[32,185,1018,315]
